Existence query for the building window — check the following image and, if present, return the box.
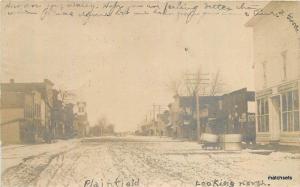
[282,90,299,132]
[34,104,37,117]
[261,61,268,88]
[34,104,41,117]
[25,104,33,118]
[257,98,269,132]
[79,107,84,113]
[281,50,287,81]
[31,106,33,118]
[38,104,40,117]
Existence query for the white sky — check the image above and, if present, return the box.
[1,1,267,131]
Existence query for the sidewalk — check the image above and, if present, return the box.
[245,143,300,154]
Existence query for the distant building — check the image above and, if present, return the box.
[140,121,157,136]
[74,101,89,137]
[139,110,169,136]
[156,111,169,136]
[168,95,183,138]
[1,79,54,144]
[246,2,300,144]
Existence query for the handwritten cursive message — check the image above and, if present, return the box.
[3,1,300,32]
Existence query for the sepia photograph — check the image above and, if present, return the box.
[1,1,300,187]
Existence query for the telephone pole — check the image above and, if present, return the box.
[184,71,209,143]
[153,104,156,121]
[152,104,165,121]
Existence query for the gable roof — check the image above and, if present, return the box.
[1,79,54,98]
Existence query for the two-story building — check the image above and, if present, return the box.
[246,1,300,144]
[1,79,53,144]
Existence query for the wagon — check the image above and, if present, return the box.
[200,133,221,150]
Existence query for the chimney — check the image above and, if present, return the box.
[9,78,14,83]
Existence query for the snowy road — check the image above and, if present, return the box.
[1,136,300,187]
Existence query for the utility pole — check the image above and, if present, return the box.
[196,87,200,142]
[152,104,164,121]
[153,104,156,121]
[184,71,209,143]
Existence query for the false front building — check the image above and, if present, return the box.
[246,1,300,144]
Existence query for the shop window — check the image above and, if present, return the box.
[34,104,41,117]
[295,112,299,131]
[257,98,269,132]
[282,90,299,132]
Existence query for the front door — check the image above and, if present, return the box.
[271,96,281,141]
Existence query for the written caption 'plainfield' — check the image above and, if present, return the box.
[84,177,139,187]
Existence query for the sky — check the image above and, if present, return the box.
[1,1,266,131]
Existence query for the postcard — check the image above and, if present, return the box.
[1,1,300,187]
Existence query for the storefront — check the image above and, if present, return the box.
[256,80,300,144]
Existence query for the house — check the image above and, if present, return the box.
[0,79,53,144]
[246,1,300,144]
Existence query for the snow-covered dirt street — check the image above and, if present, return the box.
[1,136,300,187]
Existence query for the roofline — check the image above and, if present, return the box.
[245,1,272,27]
[0,79,54,86]
[0,118,25,126]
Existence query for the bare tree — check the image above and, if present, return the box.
[183,69,209,96]
[58,89,68,103]
[97,116,107,128]
[167,69,226,97]
[209,70,225,96]
[106,124,115,134]
[95,117,107,136]
[166,70,197,97]
[57,88,76,104]
[42,87,76,142]
[92,116,116,136]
